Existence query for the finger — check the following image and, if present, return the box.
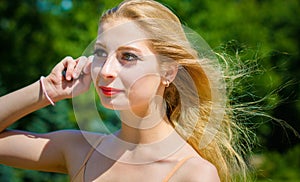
[53,56,72,75]
[64,57,76,81]
[58,56,73,80]
[72,56,87,79]
[82,55,94,75]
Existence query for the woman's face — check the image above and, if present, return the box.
[91,19,164,113]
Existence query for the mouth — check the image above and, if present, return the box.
[99,86,123,96]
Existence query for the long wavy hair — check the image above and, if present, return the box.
[100,0,251,181]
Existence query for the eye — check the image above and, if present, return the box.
[121,52,140,62]
[94,48,107,58]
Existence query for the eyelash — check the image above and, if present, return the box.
[120,52,140,62]
[93,49,141,64]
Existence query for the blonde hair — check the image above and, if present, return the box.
[100,0,250,181]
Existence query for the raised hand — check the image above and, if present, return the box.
[43,55,94,102]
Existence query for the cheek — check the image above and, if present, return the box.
[127,74,162,104]
[119,60,162,103]
[119,58,161,87]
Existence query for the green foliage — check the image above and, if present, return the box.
[163,0,300,149]
[252,144,300,181]
[0,165,68,182]
[9,100,77,132]
[0,0,299,181]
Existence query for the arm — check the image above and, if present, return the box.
[0,130,68,173]
[0,56,93,132]
[0,56,93,172]
[0,80,49,131]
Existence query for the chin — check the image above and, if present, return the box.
[99,99,130,111]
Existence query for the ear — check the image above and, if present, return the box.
[162,63,178,86]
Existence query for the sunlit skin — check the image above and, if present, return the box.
[93,19,163,112]
[91,19,175,143]
[0,18,219,182]
[93,39,163,114]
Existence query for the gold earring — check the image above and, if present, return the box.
[165,80,170,87]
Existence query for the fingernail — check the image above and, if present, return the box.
[89,55,94,60]
[73,73,77,78]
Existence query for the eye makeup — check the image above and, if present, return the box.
[93,48,108,58]
[94,41,144,66]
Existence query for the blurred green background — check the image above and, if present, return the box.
[0,0,299,181]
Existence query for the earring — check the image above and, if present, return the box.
[165,80,170,87]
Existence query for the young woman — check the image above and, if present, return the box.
[0,0,249,181]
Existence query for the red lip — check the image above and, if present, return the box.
[99,86,122,96]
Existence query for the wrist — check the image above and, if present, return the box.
[40,76,55,106]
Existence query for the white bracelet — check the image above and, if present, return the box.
[40,76,55,106]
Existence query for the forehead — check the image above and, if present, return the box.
[97,19,151,50]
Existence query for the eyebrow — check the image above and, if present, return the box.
[95,42,106,49]
[117,46,142,54]
[95,42,142,53]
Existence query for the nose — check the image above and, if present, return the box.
[100,55,118,80]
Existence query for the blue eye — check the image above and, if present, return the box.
[121,52,139,62]
[94,49,107,58]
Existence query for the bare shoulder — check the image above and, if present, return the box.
[47,129,105,148]
[178,156,220,182]
[47,129,106,174]
[48,129,106,157]
[0,129,105,173]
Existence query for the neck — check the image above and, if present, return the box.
[117,114,174,144]
[101,97,188,164]
[103,120,186,164]
[115,96,175,144]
